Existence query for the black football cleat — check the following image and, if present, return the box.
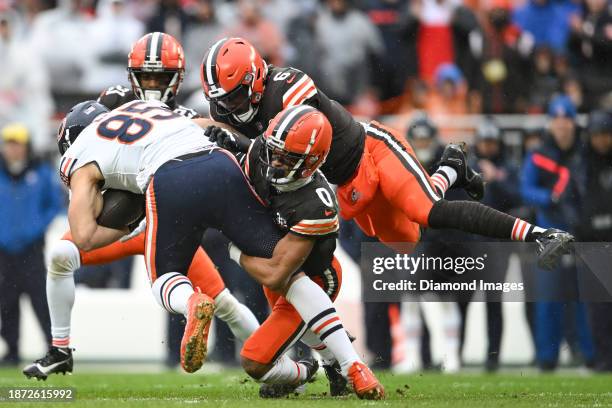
[535,228,575,270]
[323,360,351,397]
[23,347,73,381]
[258,357,319,399]
[438,143,485,201]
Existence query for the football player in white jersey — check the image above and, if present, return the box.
[25,33,262,380]
[49,99,382,399]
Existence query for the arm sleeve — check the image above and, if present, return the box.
[520,153,553,207]
[427,199,517,240]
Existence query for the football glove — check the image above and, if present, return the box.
[204,126,252,153]
[534,228,575,270]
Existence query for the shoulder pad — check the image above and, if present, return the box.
[97,85,136,110]
[289,181,339,237]
[268,67,318,110]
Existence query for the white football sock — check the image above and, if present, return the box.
[285,276,361,377]
[431,166,458,197]
[46,240,80,348]
[151,272,193,316]
[300,330,335,366]
[260,354,308,384]
[214,288,259,341]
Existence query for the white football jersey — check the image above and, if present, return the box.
[59,100,214,193]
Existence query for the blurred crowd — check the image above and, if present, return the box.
[0,0,611,372]
[1,0,612,151]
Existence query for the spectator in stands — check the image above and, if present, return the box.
[182,0,224,92]
[528,46,562,112]
[313,0,384,107]
[576,110,612,372]
[362,0,417,113]
[468,119,522,371]
[562,75,586,114]
[0,9,53,153]
[84,0,144,92]
[411,0,461,83]
[474,0,533,113]
[28,0,95,96]
[146,0,189,41]
[426,63,469,119]
[259,0,299,37]
[224,0,285,66]
[449,5,481,105]
[513,0,578,55]
[520,95,594,370]
[0,124,63,366]
[284,0,324,85]
[406,111,444,171]
[568,0,612,110]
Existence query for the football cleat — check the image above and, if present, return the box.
[181,291,215,373]
[535,228,575,270]
[438,143,485,201]
[259,357,319,399]
[23,347,73,380]
[347,361,385,400]
[323,360,351,397]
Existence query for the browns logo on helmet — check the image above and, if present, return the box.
[128,32,185,104]
[200,37,267,123]
[260,105,332,189]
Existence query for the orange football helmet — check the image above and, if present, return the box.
[200,37,267,122]
[128,32,185,103]
[261,105,332,188]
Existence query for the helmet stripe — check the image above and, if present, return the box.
[205,38,225,89]
[273,105,314,142]
[147,32,162,63]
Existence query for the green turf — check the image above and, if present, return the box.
[0,368,611,407]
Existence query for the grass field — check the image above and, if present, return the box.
[0,367,611,407]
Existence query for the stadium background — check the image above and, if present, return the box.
[1,0,611,374]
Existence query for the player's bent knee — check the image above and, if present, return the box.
[241,356,271,380]
[47,240,81,278]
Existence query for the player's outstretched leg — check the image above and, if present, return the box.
[23,240,79,380]
[152,272,215,373]
[285,276,384,399]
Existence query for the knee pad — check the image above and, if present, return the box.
[47,240,81,278]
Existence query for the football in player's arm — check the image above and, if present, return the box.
[66,163,128,251]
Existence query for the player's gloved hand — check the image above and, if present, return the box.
[227,241,243,265]
[204,126,252,153]
[533,228,575,270]
[438,142,485,201]
[120,218,146,242]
